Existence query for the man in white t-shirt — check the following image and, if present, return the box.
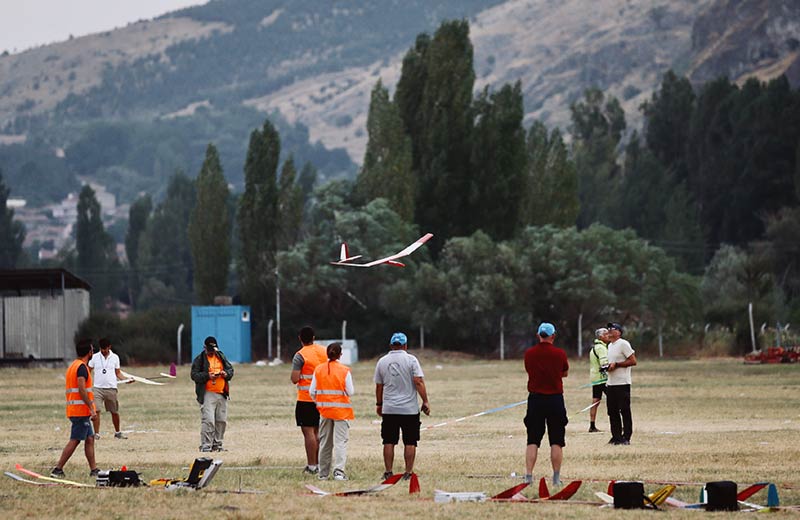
[604,323,636,445]
[374,332,430,481]
[88,338,131,439]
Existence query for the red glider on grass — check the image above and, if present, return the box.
[330,233,433,268]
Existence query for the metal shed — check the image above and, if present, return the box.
[0,269,91,363]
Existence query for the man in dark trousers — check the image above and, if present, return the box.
[605,322,637,445]
[191,336,234,452]
[523,322,569,486]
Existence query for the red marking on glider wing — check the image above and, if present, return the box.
[738,483,768,501]
[491,482,529,500]
[539,477,549,498]
[545,480,582,501]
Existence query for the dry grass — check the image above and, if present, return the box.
[2,355,799,519]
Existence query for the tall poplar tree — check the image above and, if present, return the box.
[277,156,303,250]
[76,184,116,308]
[125,194,152,308]
[396,20,474,243]
[521,123,579,228]
[189,144,231,304]
[0,169,25,268]
[469,81,527,239]
[237,119,280,318]
[137,172,196,307]
[356,80,415,221]
[570,88,626,228]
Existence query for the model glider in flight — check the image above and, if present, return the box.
[330,233,433,268]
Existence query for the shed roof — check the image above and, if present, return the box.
[0,269,91,292]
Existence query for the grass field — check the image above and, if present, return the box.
[2,353,799,518]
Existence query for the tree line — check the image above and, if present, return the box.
[2,19,799,359]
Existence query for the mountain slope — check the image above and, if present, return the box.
[1,0,798,206]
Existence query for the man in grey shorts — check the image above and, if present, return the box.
[88,338,132,439]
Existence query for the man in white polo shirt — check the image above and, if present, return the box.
[604,322,636,445]
[88,338,131,439]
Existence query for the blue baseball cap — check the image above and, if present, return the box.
[390,332,408,345]
[537,322,556,337]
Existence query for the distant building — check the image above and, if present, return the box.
[0,269,90,364]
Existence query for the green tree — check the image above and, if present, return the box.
[189,143,231,304]
[521,122,579,227]
[396,20,475,243]
[124,194,152,308]
[76,184,117,308]
[356,80,415,221]
[137,172,196,307]
[277,156,303,250]
[0,169,25,268]
[469,82,527,240]
[570,88,626,228]
[237,119,280,318]
[641,70,695,180]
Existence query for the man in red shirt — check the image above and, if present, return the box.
[523,322,569,487]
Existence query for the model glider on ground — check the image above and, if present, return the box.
[306,473,404,496]
[330,233,433,268]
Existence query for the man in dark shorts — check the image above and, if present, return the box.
[374,332,430,480]
[523,322,569,486]
[51,338,99,478]
[290,326,328,475]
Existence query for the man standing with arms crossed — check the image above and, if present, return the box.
[588,328,609,433]
[290,326,328,475]
[374,332,430,480]
[523,323,569,486]
[51,338,99,478]
[88,338,131,439]
[605,322,637,445]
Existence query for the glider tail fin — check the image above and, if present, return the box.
[337,243,362,263]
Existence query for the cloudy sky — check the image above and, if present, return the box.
[0,0,209,54]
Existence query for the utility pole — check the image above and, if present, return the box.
[276,267,281,360]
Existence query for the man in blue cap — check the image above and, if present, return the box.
[374,332,430,481]
[523,322,569,487]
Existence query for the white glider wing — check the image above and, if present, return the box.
[331,233,433,268]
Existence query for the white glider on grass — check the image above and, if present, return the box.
[330,233,433,268]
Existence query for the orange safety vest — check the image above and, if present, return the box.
[297,344,327,402]
[65,359,95,417]
[313,360,354,420]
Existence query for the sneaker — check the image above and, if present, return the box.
[620,439,630,445]
[401,472,412,481]
[318,474,329,480]
[200,447,212,452]
[50,467,65,478]
[552,478,562,487]
[212,446,228,452]
[382,471,393,481]
[522,474,532,484]
[608,438,621,445]
[303,465,319,475]
[89,468,100,478]
[588,426,602,433]
[114,432,127,439]
[333,469,348,481]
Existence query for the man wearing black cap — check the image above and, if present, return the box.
[191,336,234,452]
[605,323,636,445]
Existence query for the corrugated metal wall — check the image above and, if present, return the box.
[4,296,41,358]
[1,289,90,361]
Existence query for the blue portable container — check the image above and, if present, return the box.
[191,306,251,363]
